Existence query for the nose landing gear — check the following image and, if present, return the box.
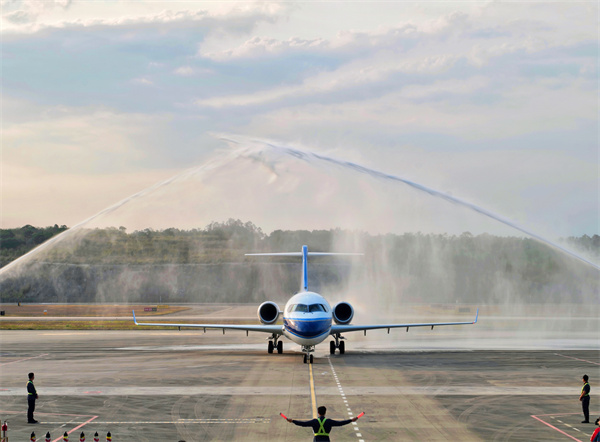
[302,346,315,364]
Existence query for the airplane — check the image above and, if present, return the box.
[133,245,478,364]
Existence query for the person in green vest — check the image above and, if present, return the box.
[27,372,39,424]
[581,374,591,423]
[287,406,357,441]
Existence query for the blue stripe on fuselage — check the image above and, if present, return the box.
[283,317,331,339]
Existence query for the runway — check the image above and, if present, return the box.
[0,330,598,441]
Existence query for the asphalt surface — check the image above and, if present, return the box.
[1,327,599,442]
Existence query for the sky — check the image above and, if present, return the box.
[1,1,598,238]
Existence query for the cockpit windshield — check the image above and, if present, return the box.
[287,303,328,313]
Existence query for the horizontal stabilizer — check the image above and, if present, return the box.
[246,246,362,291]
[245,252,363,256]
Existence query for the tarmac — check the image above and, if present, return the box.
[1,312,599,441]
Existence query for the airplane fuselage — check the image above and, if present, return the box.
[282,291,333,346]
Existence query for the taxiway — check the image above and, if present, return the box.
[1,329,598,441]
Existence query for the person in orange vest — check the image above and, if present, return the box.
[27,372,39,424]
[581,374,591,423]
[287,406,357,441]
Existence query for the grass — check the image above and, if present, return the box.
[0,304,188,317]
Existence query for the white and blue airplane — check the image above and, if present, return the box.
[133,246,478,364]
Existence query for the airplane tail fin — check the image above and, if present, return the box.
[246,245,362,291]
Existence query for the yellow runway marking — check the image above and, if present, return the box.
[309,362,318,418]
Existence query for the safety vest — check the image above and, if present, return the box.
[27,380,34,395]
[315,417,329,436]
[582,383,590,397]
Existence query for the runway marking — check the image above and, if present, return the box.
[0,411,95,418]
[0,353,48,366]
[41,419,271,424]
[554,353,600,366]
[531,414,583,442]
[550,413,599,434]
[536,412,595,417]
[308,361,318,418]
[328,357,362,440]
[51,415,98,442]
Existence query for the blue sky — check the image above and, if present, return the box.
[2,1,598,237]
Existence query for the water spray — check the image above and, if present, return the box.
[1,136,596,279]
[226,136,600,271]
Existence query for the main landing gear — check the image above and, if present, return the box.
[267,335,283,354]
[302,345,315,364]
[329,334,345,355]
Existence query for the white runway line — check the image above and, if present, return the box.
[328,357,362,440]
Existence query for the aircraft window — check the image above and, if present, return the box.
[309,304,326,312]
[287,304,295,313]
[294,304,308,312]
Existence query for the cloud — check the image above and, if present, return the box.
[1,2,596,235]
[3,102,172,174]
[193,7,596,111]
[4,9,36,24]
[244,75,595,144]
[173,66,213,77]
[1,2,286,35]
[202,35,329,61]
[195,52,462,108]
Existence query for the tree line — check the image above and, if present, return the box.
[0,220,598,305]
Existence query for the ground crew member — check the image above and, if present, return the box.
[581,374,591,423]
[27,372,39,424]
[287,406,357,441]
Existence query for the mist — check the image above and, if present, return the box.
[1,137,598,345]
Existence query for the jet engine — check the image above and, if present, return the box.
[258,301,280,325]
[332,302,354,325]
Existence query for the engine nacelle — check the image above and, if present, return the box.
[332,302,354,325]
[258,301,280,325]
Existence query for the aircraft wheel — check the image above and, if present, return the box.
[330,341,336,355]
[303,354,307,364]
[339,341,345,354]
[277,341,283,354]
[268,341,274,354]
[309,354,314,364]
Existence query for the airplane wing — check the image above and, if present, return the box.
[132,310,283,334]
[330,308,478,334]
